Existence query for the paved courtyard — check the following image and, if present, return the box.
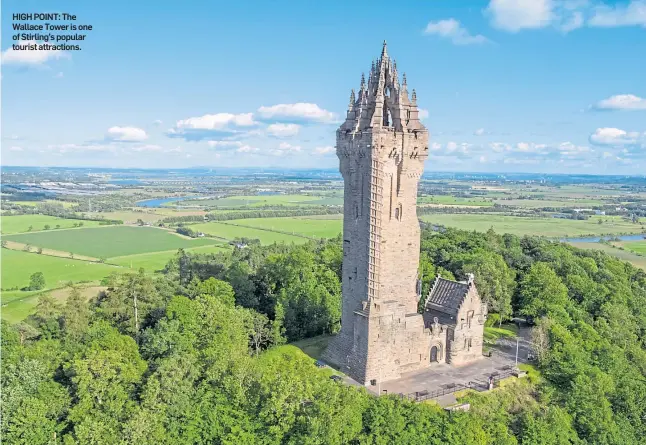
[363,325,533,397]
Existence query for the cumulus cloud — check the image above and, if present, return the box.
[423,19,490,45]
[589,127,644,146]
[237,145,260,153]
[9,146,23,151]
[256,103,338,123]
[486,0,554,32]
[314,146,335,155]
[266,123,300,137]
[130,144,162,152]
[105,126,148,142]
[588,1,646,28]
[485,0,646,33]
[1,40,69,65]
[418,109,430,120]
[593,94,646,111]
[207,140,244,148]
[168,113,256,140]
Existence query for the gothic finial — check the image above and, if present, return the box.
[349,89,355,108]
[402,73,407,86]
[412,89,417,103]
[360,73,366,89]
[382,40,387,54]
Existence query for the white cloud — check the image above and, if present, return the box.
[278,142,301,152]
[172,113,255,132]
[593,94,646,111]
[266,123,300,137]
[314,146,335,155]
[418,109,430,120]
[105,126,148,142]
[479,156,488,163]
[237,145,260,153]
[9,146,23,151]
[167,113,257,141]
[423,19,490,45]
[588,1,646,28]
[589,127,644,146]
[474,128,486,136]
[486,0,554,32]
[207,140,243,148]
[130,144,162,152]
[256,103,338,123]
[1,40,69,65]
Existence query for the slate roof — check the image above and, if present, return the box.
[425,277,470,315]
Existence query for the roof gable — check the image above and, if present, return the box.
[425,276,473,315]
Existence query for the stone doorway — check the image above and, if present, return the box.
[430,346,439,362]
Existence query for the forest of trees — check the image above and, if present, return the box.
[2,227,645,444]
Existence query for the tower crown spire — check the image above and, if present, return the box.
[339,41,426,133]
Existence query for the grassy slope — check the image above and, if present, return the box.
[4,226,216,258]
[1,215,101,234]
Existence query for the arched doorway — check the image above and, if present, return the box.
[430,346,439,362]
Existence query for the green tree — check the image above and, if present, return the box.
[518,262,568,321]
[29,272,46,291]
[60,286,91,339]
[463,250,515,324]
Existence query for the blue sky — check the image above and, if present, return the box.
[2,0,645,174]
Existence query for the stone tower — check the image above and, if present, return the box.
[323,42,431,385]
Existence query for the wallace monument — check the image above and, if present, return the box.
[322,42,487,386]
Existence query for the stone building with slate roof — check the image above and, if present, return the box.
[422,273,487,366]
[322,42,486,386]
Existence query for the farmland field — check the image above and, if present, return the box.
[189,221,309,244]
[417,195,494,206]
[4,226,216,258]
[110,244,230,272]
[621,240,646,255]
[226,217,342,238]
[568,242,646,271]
[420,214,645,237]
[1,249,119,294]
[1,215,102,234]
[2,285,107,324]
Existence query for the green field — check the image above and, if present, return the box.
[420,214,645,238]
[1,249,119,295]
[110,244,230,272]
[1,215,101,234]
[622,240,646,254]
[177,194,343,208]
[418,195,494,206]
[4,226,216,258]
[569,242,646,271]
[189,221,309,244]
[225,217,342,238]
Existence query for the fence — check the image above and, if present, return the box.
[401,368,517,402]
